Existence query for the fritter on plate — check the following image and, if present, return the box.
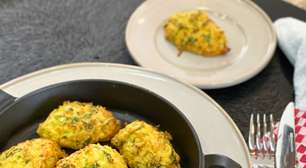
[164,10,230,56]
[56,144,127,168]
[111,120,180,168]
[37,101,121,149]
[0,138,65,168]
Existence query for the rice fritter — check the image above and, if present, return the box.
[164,10,230,56]
[111,120,181,168]
[56,144,127,168]
[37,101,121,149]
[0,138,65,168]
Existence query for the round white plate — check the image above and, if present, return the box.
[0,63,251,167]
[126,0,276,89]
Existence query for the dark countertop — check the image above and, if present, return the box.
[0,0,304,140]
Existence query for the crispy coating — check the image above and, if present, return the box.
[111,121,180,168]
[56,144,127,168]
[164,10,230,56]
[37,101,121,149]
[0,138,65,168]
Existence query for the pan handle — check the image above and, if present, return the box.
[0,89,16,111]
[204,154,241,168]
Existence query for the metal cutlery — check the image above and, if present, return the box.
[249,113,276,168]
[275,102,296,168]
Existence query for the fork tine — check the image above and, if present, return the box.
[262,114,268,157]
[269,114,276,153]
[256,114,263,156]
[248,113,256,153]
[249,113,275,166]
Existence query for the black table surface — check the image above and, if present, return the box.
[0,0,305,140]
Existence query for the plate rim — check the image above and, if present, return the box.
[0,62,252,167]
[125,0,277,89]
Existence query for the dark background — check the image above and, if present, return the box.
[0,0,304,140]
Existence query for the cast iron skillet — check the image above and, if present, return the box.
[0,80,241,168]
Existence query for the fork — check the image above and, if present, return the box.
[249,113,276,168]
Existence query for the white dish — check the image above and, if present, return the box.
[0,63,251,167]
[126,0,276,89]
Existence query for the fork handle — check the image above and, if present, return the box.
[204,154,241,168]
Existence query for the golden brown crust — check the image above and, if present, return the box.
[37,101,121,149]
[56,144,127,168]
[111,121,181,168]
[0,138,66,168]
[164,10,230,56]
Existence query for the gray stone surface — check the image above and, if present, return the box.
[0,0,139,83]
[0,0,304,140]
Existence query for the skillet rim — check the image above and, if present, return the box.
[0,79,203,167]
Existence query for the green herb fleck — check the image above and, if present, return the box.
[103,151,113,163]
[3,147,21,159]
[186,36,196,44]
[83,138,92,146]
[61,163,76,168]
[71,117,79,123]
[203,33,211,43]
[91,162,100,168]
[82,121,93,129]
